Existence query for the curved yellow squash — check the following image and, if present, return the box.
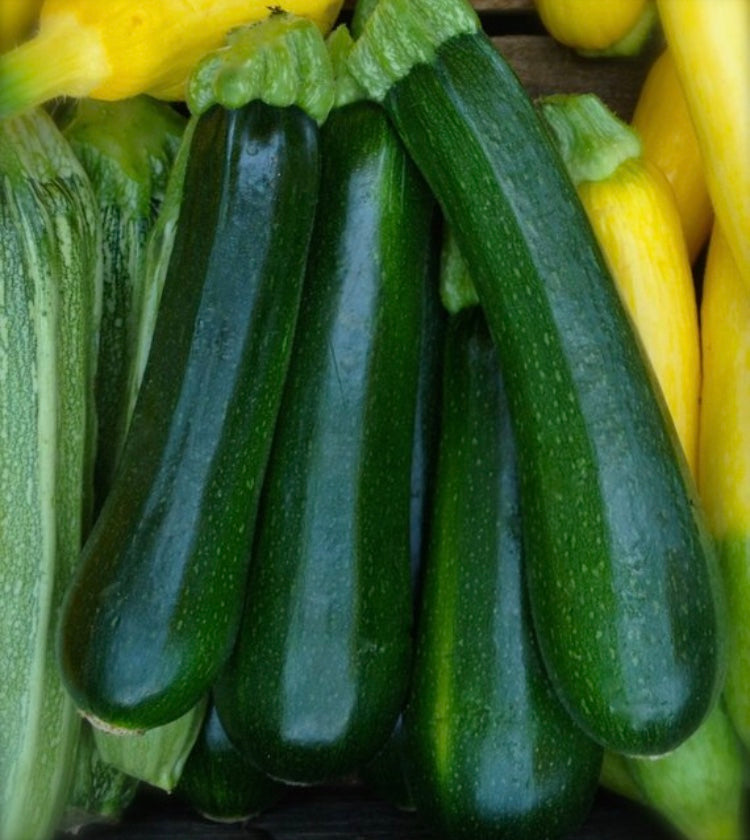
[0,0,344,117]
[533,0,649,51]
[657,0,750,291]
[632,49,713,264]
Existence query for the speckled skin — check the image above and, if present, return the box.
[403,310,602,840]
[213,101,434,784]
[369,30,725,756]
[58,102,320,732]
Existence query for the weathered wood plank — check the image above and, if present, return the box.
[495,35,653,119]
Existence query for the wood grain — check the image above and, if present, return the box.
[494,35,654,119]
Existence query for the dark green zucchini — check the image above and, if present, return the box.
[176,701,284,823]
[213,97,434,784]
[359,214,445,812]
[403,308,602,839]
[348,0,724,756]
[57,99,320,732]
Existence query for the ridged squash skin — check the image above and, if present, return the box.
[214,100,434,784]
[61,96,186,511]
[403,309,602,840]
[58,101,319,732]
[0,107,101,840]
[348,5,724,756]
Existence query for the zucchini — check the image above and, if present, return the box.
[58,16,332,733]
[348,0,724,756]
[60,95,185,510]
[176,701,285,823]
[213,73,435,783]
[0,107,101,840]
[359,212,446,812]
[404,308,602,839]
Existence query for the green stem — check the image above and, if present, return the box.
[351,0,380,38]
[539,93,642,186]
[327,25,367,108]
[186,12,334,124]
[347,0,479,102]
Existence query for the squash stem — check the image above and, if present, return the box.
[539,93,642,186]
[347,0,479,102]
[0,15,108,119]
[185,13,335,124]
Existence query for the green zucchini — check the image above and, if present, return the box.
[176,701,285,823]
[359,210,445,812]
[0,107,101,840]
[403,308,602,839]
[348,0,724,756]
[213,85,435,783]
[57,17,332,734]
[60,96,185,510]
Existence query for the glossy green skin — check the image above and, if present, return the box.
[177,702,284,823]
[214,101,434,784]
[383,32,724,756]
[404,310,602,840]
[58,102,319,731]
[359,246,444,811]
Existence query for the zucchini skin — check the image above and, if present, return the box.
[0,108,101,840]
[377,32,723,754]
[404,309,602,840]
[359,222,445,812]
[58,101,319,732]
[176,701,284,823]
[214,100,434,783]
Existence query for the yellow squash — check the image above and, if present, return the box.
[632,49,713,263]
[533,0,655,54]
[656,0,750,290]
[582,169,701,470]
[0,0,343,117]
[699,223,750,753]
[543,92,743,840]
[0,0,43,51]
[541,94,700,474]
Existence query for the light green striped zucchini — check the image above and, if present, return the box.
[61,96,185,510]
[0,107,102,840]
[62,722,140,833]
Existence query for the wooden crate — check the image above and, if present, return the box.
[56,4,671,839]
